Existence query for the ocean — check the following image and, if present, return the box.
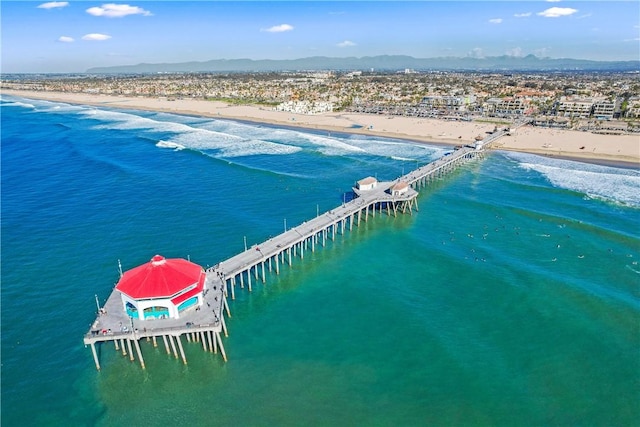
[2,95,639,426]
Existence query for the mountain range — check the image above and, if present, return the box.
[86,55,640,74]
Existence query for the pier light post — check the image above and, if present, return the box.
[317,204,319,217]
[94,294,100,313]
[284,218,287,232]
[244,236,247,251]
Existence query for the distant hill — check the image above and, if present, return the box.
[86,55,640,74]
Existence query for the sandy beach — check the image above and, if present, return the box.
[3,89,639,166]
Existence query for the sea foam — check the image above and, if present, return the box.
[506,151,640,207]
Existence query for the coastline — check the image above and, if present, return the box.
[3,89,638,168]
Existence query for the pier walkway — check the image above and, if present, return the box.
[208,145,481,301]
[84,125,518,371]
[83,271,230,370]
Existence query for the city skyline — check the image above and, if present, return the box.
[2,1,639,73]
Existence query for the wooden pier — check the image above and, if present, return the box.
[213,145,481,300]
[85,127,519,371]
[83,271,230,370]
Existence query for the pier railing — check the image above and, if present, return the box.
[214,145,483,300]
[85,127,519,371]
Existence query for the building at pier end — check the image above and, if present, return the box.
[115,255,205,320]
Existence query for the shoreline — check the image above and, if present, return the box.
[3,89,638,168]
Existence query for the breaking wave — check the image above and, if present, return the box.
[506,152,640,207]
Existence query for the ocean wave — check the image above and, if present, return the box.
[1,101,36,109]
[346,136,448,162]
[73,108,301,157]
[165,130,301,158]
[63,105,445,161]
[506,152,640,207]
[156,140,185,151]
[294,132,366,155]
[1,96,85,113]
[195,117,446,160]
[80,109,198,133]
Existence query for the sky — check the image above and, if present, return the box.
[1,1,639,73]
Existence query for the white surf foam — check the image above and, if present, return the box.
[156,140,185,151]
[166,130,301,158]
[195,118,448,160]
[76,109,301,157]
[506,152,640,207]
[1,101,35,109]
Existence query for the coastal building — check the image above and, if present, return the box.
[275,100,334,115]
[116,255,205,320]
[532,116,570,128]
[356,176,378,191]
[592,99,616,120]
[390,181,409,196]
[624,97,640,119]
[555,97,594,118]
[483,97,525,117]
[419,95,476,114]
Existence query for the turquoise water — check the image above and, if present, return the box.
[2,96,639,426]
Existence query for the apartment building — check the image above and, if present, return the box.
[592,100,616,120]
[483,97,525,117]
[555,97,594,118]
[419,95,476,113]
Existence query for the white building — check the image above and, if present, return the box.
[356,177,378,191]
[275,101,334,115]
[390,181,409,196]
[115,255,205,320]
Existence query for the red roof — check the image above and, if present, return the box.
[116,255,204,300]
[171,279,204,306]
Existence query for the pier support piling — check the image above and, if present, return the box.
[90,343,100,371]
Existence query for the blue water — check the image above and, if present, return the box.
[2,95,639,426]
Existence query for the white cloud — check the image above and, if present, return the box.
[534,47,551,57]
[58,36,74,42]
[537,7,578,18]
[37,1,68,9]
[86,4,151,18]
[468,47,484,59]
[337,40,356,47]
[514,12,532,18]
[262,24,294,33]
[546,0,562,2]
[82,33,112,41]
[506,47,524,57]
[489,18,503,24]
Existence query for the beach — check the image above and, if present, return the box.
[3,89,639,166]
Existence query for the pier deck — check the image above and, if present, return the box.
[85,127,521,370]
[214,145,481,300]
[84,272,229,370]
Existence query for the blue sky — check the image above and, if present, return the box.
[2,1,639,73]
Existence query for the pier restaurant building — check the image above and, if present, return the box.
[115,255,205,320]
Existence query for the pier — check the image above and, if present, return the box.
[213,145,482,301]
[85,128,515,371]
[83,270,230,371]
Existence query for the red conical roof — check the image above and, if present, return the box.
[115,255,204,300]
